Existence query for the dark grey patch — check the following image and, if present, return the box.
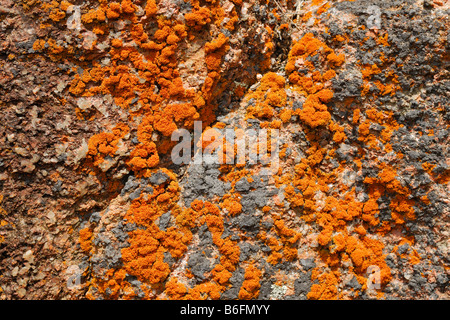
[181,163,231,206]
[235,178,251,192]
[158,211,171,231]
[121,175,139,196]
[299,258,316,271]
[261,219,273,230]
[347,276,362,290]
[187,252,212,281]
[128,188,142,201]
[163,251,175,267]
[436,274,448,286]
[240,188,271,213]
[221,267,245,299]
[89,211,101,224]
[397,243,410,255]
[149,170,170,185]
[257,280,273,299]
[239,242,259,262]
[294,271,312,299]
[236,214,260,234]
[199,223,213,246]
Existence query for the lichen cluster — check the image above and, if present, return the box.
[2,0,447,300]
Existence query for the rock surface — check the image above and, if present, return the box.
[0,0,448,300]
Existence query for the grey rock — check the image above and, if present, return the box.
[300,258,316,271]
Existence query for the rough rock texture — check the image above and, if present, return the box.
[0,0,448,300]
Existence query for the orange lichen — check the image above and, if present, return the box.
[82,7,106,24]
[33,0,435,301]
[307,271,339,300]
[111,38,123,48]
[121,234,170,284]
[49,8,66,21]
[327,52,345,67]
[116,177,191,289]
[296,93,331,128]
[165,277,188,300]
[221,198,242,216]
[32,39,46,52]
[127,142,160,175]
[79,227,93,253]
[246,72,287,120]
[238,264,262,300]
[0,196,6,216]
[87,123,129,167]
[204,34,229,78]
[145,0,157,16]
[106,2,121,19]
[211,264,233,285]
[284,33,344,128]
[185,7,211,30]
